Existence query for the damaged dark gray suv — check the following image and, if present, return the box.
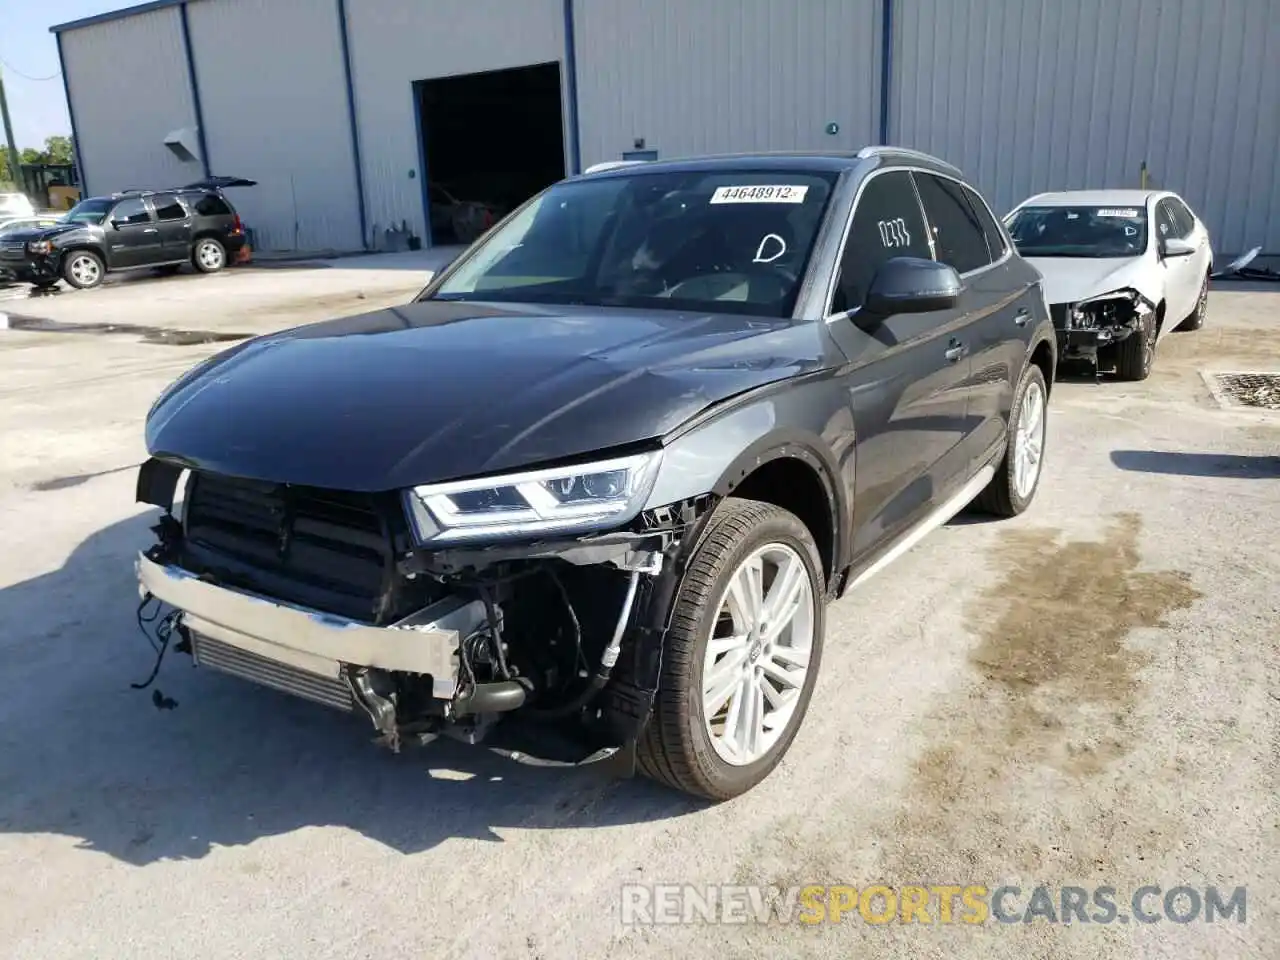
[135,148,1057,800]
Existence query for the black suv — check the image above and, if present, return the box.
[0,184,246,290]
[134,148,1056,801]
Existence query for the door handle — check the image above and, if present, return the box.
[1014,309,1031,326]
[143,228,159,234]
[944,340,968,363]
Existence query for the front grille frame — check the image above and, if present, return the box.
[178,471,427,625]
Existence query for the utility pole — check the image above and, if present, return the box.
[0,66,21,189]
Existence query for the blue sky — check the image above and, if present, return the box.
[2,0,124,150]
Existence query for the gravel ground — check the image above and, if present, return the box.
[0,266,1276,959]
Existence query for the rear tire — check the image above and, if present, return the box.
[1176,273,1209,331]
[192,237,227,274]
[61,250,105,290]
[971,363,1048,518]
[1115,307,1158,381]
[637,497,825,801]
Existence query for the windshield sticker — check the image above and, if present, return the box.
[710,184,809,204]
[752,233,787,263]
[1097,208,1141,218]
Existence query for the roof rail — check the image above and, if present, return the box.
[583,159,651,175]
[855,145,963,177]
[855,145,939,163]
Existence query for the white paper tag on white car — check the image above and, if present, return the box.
[710,185,809,204]
[1096,208,1141,218]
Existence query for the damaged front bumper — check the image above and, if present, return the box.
[136,551,477,702]
[1051,289,1155,364]
[131,466,714,771]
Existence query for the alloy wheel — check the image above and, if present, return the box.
[1013,379,1046,500]
[70,255,100,286]
[701,543,815,766]
[198,241,224,270]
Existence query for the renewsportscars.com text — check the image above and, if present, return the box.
[620,883,1247,926]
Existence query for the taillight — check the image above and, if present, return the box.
[232,214,243,235]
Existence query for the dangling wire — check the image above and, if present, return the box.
[132,608,180,690]
[136,594,163,653]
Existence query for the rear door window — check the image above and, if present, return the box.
[912,173,990,274]
[152,196,188,221]
[1167,197,1196,237]
[832,170,932,313]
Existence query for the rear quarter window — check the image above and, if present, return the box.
[963,186,1008,262]
[191,193,232,217]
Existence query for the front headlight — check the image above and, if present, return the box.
[27,240,53,255]
[1069,288,1139,328]
[404,451,663,544]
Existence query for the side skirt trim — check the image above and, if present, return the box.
[847,464,995,591]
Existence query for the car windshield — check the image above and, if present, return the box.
[1006,205,1148,257]
[428,168,839,317]
[62,198,113,225]
[0,219,49,236]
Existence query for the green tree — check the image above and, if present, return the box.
[15,137,76,167]
[44,135,74,164]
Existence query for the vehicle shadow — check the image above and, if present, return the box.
[1110,449,1280,479]
[0,511,703,867]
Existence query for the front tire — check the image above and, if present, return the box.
[638,498,825,801]
[971,363,1048,517]
[61,250,105,290]
[1115,306,1158,381]
[192,237,227,274]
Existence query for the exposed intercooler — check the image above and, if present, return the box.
[190,629,355,712]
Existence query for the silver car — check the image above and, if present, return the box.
[1005,189,1213,380]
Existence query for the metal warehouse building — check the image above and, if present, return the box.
[52,0,1280,255]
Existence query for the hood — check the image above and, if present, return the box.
[1025,255,1159,306]
[7,221,82,243]
[145,300,823,491]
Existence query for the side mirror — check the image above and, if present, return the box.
[109,219,126,230]
[861,257,962,317]
[1162,236,1196,258]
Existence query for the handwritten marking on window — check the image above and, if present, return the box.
[878,218,912,248]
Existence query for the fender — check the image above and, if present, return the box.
[643,379,856,579]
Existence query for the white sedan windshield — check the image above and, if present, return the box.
[1007,205,1148,258]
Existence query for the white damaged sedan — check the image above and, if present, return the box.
[1005,190,1213,380]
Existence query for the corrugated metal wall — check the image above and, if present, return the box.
[891,0,1280,253]
[573,0,883,167]
[187,0,363,252]
[344,0,565,244]
[57,0,1279,254]
[60,7,199,197]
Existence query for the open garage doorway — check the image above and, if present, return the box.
[416,62,566,246]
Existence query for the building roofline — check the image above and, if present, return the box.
[51,0,188,34]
